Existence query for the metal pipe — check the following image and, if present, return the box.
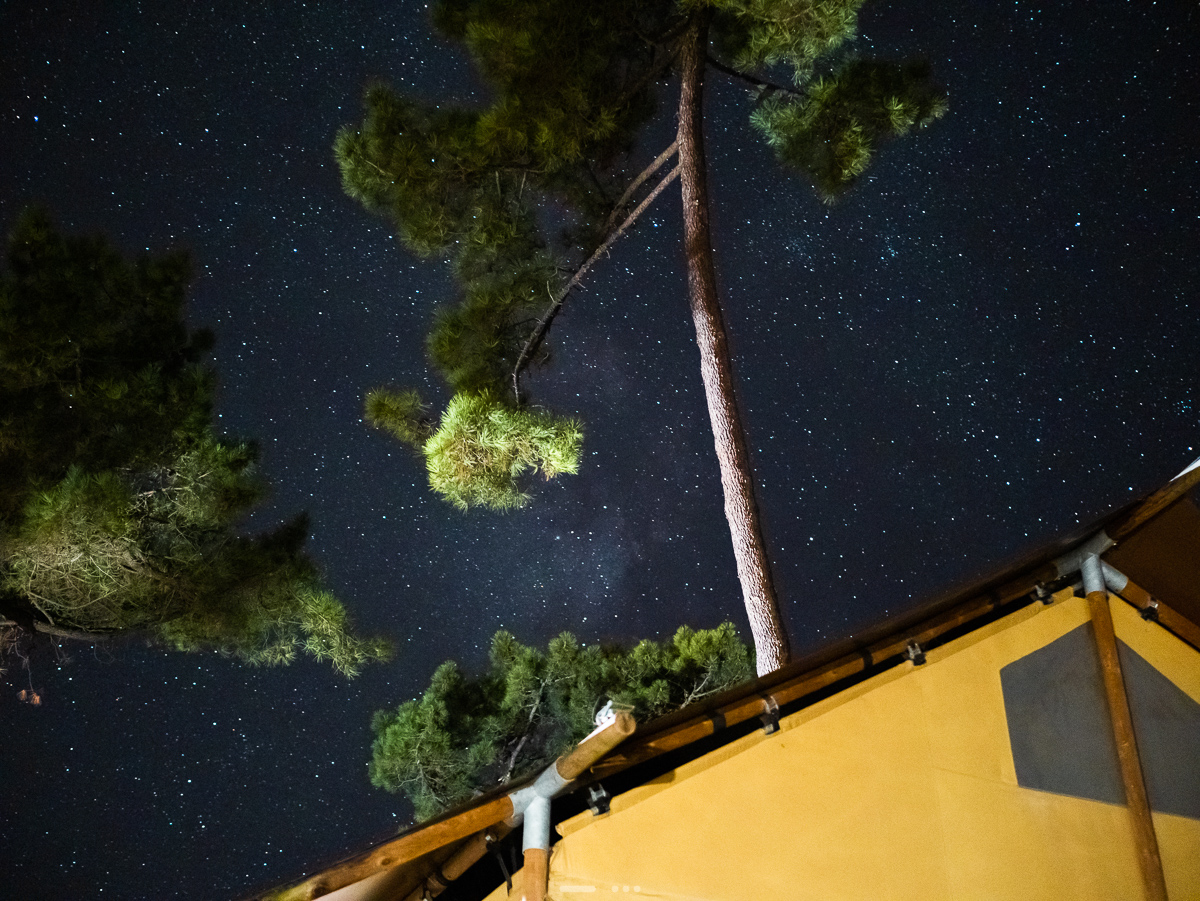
[521,795,551,854]
[519,796,552,901]
[501,710,635,901]
[1081,552,1105,597]
[1101,560,1129,594]
[1053,532,1114,581]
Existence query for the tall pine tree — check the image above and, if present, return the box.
[336,0,946,673]
[0,209,390,677]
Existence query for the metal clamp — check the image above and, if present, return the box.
[486,832,513,894]
[905,640,926,666]
[587,783,611,816]
[1140,599,1160,622]
[759,695,780,734]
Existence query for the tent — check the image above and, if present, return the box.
[254,460,1200,901]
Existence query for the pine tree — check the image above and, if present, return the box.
[336,0,946,673]
[0,210,390,677]
[369,623,752,820]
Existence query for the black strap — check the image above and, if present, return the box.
[488,837,512,894]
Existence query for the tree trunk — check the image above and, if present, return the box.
[676,16,791,676]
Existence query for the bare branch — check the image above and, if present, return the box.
[605,141,678,232]
[32,621,115,642]
[706,55,804,99]
[512,162,681,402]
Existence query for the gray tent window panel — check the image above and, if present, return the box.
[1000,623,1124,806]
[1118,640,1200,820]
[1000,622,1200,820]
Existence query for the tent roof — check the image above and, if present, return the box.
[246,459,1200,901]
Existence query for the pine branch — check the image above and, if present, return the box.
[31,621,115,642]
[499,677,546,784]
[605,141,678,232]
[512,160,681,403]
[706,55,804,99]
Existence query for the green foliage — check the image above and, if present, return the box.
[369,623,752,819]
[430,0,669,175]
[0,211,388,676]
[338,2,681,507]
[0,207,214,523]
[428,245,558,396]
[423,392,582,511]
[339,1,946,511]
[364,387,432,447]
[705,0,865,78]
[750,59,948,201]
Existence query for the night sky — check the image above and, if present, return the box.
[2,1,1198,898]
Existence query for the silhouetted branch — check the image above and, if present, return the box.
[512,160,681,402]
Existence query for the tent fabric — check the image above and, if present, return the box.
[484,591,1200,901]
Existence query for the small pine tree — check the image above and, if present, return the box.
[369,623,752,820]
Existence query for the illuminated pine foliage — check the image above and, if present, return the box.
[0,212,389,676]
[423,392,582,511]
[706,0,866,74]
[369,623,752,820]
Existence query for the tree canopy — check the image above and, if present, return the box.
[369,623,752,820]
[0,209,390,677]
[336,0,945,672]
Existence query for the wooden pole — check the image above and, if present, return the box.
[520,848,549,901]
[1083,556,1168,901]
[1110,573,1200,654]
[401,826,513,901]
[264,796,517,901]
[1108,460,1200,540]
[555,711,636,780]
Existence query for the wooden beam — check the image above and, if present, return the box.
[596,576,1041,778]
[401,826,512,901]
[1087,590,1168,901]
[555,711,636,780]
[261,796,516,901]
[1112,575,1200,654]
[1109,462,1200,540]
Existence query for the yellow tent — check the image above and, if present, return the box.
[253,461,1200,901]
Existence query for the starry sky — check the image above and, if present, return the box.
[2,1,1197,898]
